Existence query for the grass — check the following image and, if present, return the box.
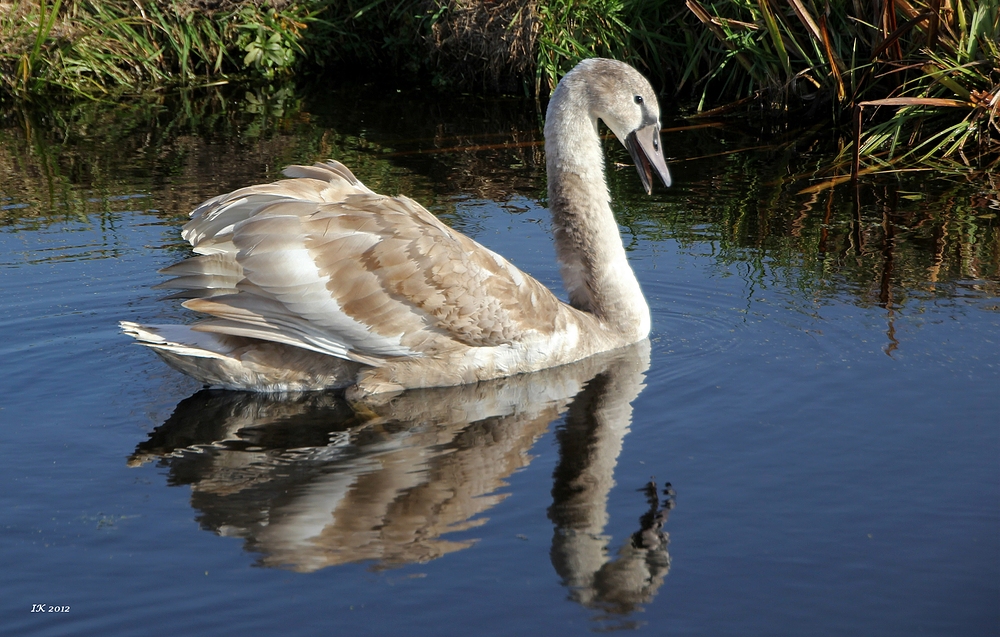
[534,0,633,94]
[673,0,999,170]
[0,0,315,99]
[1,0,997,169]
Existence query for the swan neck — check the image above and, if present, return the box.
[545,93,650,342]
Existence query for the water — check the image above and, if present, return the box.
[1,86,997,636]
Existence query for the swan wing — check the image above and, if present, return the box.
[182,161,374,254]
[172,162,566,364]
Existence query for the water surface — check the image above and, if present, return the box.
[1,86,997,635]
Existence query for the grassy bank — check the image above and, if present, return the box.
[0,0,315,96]
[1,0,997,167]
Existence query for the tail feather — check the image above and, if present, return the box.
[124,159,380,392]
[120,321,362,392]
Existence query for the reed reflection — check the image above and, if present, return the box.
[130,340,669,615]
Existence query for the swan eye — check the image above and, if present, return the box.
[634,95,643,105]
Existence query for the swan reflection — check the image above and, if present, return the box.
[131,340,670,614]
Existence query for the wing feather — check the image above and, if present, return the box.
[163,160,570,365]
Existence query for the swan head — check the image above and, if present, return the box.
[556,58,672,194]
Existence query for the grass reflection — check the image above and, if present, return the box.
[607,121,999,311]
[0,85,434,234]
[1,84,996,312]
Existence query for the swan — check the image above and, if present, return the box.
[121,58,671,397]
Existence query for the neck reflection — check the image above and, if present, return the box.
[549,343,673,621]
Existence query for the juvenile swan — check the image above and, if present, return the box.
[121,59,671,396]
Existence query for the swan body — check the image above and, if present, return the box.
[121,58,671,397]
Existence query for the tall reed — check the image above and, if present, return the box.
[674,0,999,167]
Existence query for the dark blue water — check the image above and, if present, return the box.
[1,90,997,636]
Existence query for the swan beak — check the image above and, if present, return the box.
[625,124,671,194]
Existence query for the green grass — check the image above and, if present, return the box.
[534,0,632,94]
[0,0,315,99]
[670,0,999,169]
[1,0,997,168]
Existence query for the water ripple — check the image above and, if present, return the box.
[645,274,747,384]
